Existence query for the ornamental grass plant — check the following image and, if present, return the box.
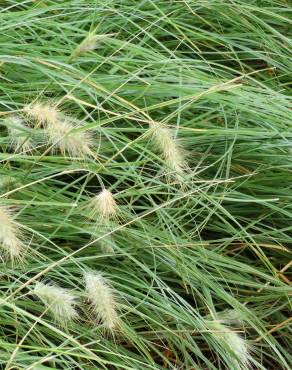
[0,1,291,369]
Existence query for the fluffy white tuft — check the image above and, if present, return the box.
[23,102,60,126]
[0,206,24,261]
[84,271,119,331]
[206,320,250,370]
[149,122,187,181]
[34,281,78,324]
[44,117,92,158]
[24,102,92,158]
[89,189,117,221]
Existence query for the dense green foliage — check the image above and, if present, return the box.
[0,1,291,369]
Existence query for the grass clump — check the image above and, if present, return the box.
[0,1,291,369]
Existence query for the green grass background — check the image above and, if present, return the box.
[0,1,291,369]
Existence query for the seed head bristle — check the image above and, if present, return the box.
[24,101,92,158]
[84,271,119,331]
[149,122,187,181]
[78,34,101,54]
[74,33,115,56]
[34,281,78,324]
[206,320,250,370]
[100,237,115,255]
[89,189,117,221]
[0,206,24,262]
[45,118,93,158]
[23,102,60,126]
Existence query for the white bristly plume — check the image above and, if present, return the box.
[149,122,187,181]
[206,320,250,370]
[0,206,24,261]
[24,102,92,158]
[34,281,78,324]
[44,117,93,158]
[23,102,60,126]
[84,271,119,331]
[89,189,118,222]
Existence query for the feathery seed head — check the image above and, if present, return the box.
[34,281,78,324]
[78,34,102,53]
[206,320,250,370]
[74,33,116,56]
[89,189,117,221]
[0,206,24,262]
[45,118,93,158]
[23,102,60,126]
[149,122,187,181]
[24,101,92,158]
[5,115,33,153]
[84,271,119,331]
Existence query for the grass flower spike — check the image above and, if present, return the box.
[149,122,187,181]
[34,282,78,324]
[84,271,119,331]
[44,117,92,158]
[89,189,118,221]
[206,320,250,370]
[24,101,92,158]
[4,115,32,153]
[73,32,116,58]
[23,102,60,126]
[0,206,24,261]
